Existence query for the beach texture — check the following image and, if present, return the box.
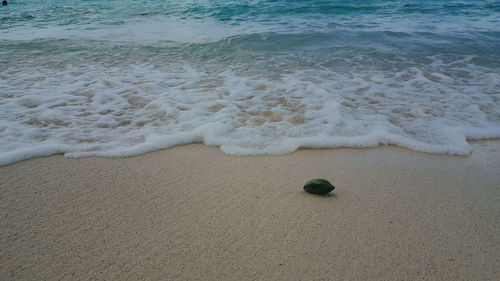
[1,142,499,281]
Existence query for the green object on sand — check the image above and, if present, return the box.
[303,178,335,195]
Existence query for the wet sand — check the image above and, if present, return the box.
[1,142,499,280]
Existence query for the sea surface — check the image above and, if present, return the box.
[1,0,500,165]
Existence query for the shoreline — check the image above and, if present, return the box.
[1,141,499,280]
[1,137,499,168]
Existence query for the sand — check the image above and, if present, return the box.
[1,142,499,281]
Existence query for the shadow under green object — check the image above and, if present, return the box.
[303,178,335,195]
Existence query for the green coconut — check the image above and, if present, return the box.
[303,178,335,195]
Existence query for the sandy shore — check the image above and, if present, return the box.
[1,142,499,281]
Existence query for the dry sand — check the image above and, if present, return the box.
[1,142,499,281]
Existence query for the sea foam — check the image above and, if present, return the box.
[1,54,499,166]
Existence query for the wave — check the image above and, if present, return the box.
[1,46,499,165]
[1,1,500,165]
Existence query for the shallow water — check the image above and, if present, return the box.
[1,0,500,164]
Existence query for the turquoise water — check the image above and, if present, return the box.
[1,0,500,164]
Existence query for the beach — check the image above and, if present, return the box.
[2,1,500,280]
[1,141,499,281]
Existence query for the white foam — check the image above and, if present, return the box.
[1,56,499,165]
[0,15,269,44]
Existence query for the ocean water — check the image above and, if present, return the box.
[1,0,500,165]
